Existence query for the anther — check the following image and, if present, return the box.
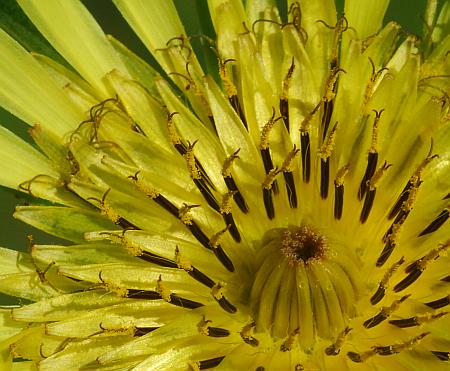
[280,58,296,132]
[363,295,410,328]
[281,146,300,208]
[240,321,259,347]
[360,161,391,223]
[325,327,352,355]
[371,257,404,305]
[334,164,349,219]
[179,203,200,225]
[280,328,300,352]
[184,140,201,179]
[389,311,448,328]
[211,283,237,313]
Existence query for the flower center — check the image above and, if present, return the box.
[249,226,361,350]
[281,226,327,264]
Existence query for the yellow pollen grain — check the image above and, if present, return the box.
[101,203,120,224]
[369,110,383,153]
[263,168,281,190]
[209,226,229,248]
[281,146,300,172]
[179,203,199,225]
[211,283,224,300]
[197,315,212,336]
[167,113,182,145]
[323,68,344,102]
[219,59,237,97]
[220,191,236,214]
[381,257,405,287]
[260,113,282,150]
[391,332,430,353]
[184,141,201,179]
[318,123,338,159]
[281,59,295,100]
[221,149,240,178]
[417,240,450,269]
[280,328,300,352]
[130,175,159,199]
[104,281,128,298]
[175,246,193,271]
[327,326,352,354]
[240,321,256,341]
[300,101,321,132]
[380,295,409,317]
[368,162,391,190]
[334,164,350,187]
[156,276,172,303]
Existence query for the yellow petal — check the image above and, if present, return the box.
[18,0,129,97]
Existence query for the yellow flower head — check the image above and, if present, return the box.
[1,0,450,370]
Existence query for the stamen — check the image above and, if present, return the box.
[431,351,450,361]
[425,295,450,309]
[300,130,312,182]
[280,146,300,208]
[209,226,235,272]
[377,219,404,267]
[325,326,352,355]
[179,203,200,225]
[321,69,345,138]
[334,165,349,219]
[280,58,295,132]
[211,283,237,314]
[359,110,383,200]
[318,122,338,199]
[218,58,248,129]
[394,241,450,292]
[418,205,450,237]
[262,168,280,219]
[198,316,230,338]
[222,149,249,213]
[360,161,391,223]
[363,295,409,328]
[370,257,405,305]
[260,109,283,194]
[389,143,437,219]
[280,328,300,352]
[240,321,259,347]
[197,356,225,369]
[389,311,448,328]
[220,191,241,242]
